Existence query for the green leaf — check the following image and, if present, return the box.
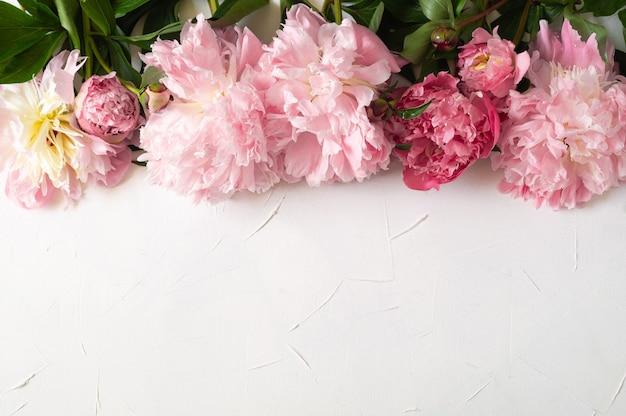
[453,0,467,16]
[0,31,65,83]
[106,38,141,86]
[17,0,60,25]
[542,5,566,22]
[369,2,384,32]
[419,0,448,21]
[140,66,165,89]
[112,0,153,18]
[395,143,412,151]
[141,0,179,34]
[393,99,433,120]
[0,2,60,63]
[578,0,626,17]
[382,0,427,23]
[400,21,438,64]
[210,0,270,27]
[53,0,81,49]
[112,21,184,49]
[341,0,384,29]
[80,0,116,35]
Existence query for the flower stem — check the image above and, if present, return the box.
[333,0,342,24]
[447,58,457,77]
[512,0,532,46]
[87,36,113,74]
[208,0,219,15]
[455,0,509,30]
[82,10,92,78]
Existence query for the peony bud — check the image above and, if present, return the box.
[140,83,172,113]
[368,98,393,121]
[74,73,140,144]
[430,26,459,52]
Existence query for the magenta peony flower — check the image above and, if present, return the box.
[0,50,132,208]
[260,4,405,186]
[457,27,530,100]
[74,73,140,144]
[492,20,626,209]
[386,72,500,191]
[139,17,279,203]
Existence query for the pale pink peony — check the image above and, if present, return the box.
[260,4,405,186]
[458,27,529,99]
[528,19,609,91]
[492,20,626,209]
[139,17,279,202]
[386,72,500,191]
[74,72,141,143]
[0,50,131,209]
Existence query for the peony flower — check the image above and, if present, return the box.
[74,72,141,144]
[0,50,132,209]
[139,17,279,203]
[386,72,500,191]
[492,20,626,209]
[260,4,405,186]
[457,27,530,100]
[528,19,609,91]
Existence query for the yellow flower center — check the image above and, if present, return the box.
[5,82,83,187]
[471,53,490,71]
[28,105,79,181]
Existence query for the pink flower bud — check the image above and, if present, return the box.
[74,73,140,144]
[140,83,172,113]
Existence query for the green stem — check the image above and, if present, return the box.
[512,0,532,47]
[208,0,219,15]
[87,36,140,95]
[333,0,342,24]
[447,58,457,77]
[455,0,509,30]
[87,36,113,74]
[320,0,330,14]
[82,10,92,78]
[120,80,141,96]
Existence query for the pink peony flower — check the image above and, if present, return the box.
[457,27,530,99]
[74,72,141,144]
[260,4,405,186]
[139,17,279,203]
[528,19,609,91]
[0,50,131,209]
[492,20,626,209]
[386,72,500,191]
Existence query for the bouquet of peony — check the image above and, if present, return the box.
[0,0,625,209]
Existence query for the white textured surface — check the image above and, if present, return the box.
[2,159,626,415]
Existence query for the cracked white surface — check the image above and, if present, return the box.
[1,159,626,415]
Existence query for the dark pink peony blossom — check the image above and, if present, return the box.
[386,72,500,190]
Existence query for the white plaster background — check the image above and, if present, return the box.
[1,159,626,416]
